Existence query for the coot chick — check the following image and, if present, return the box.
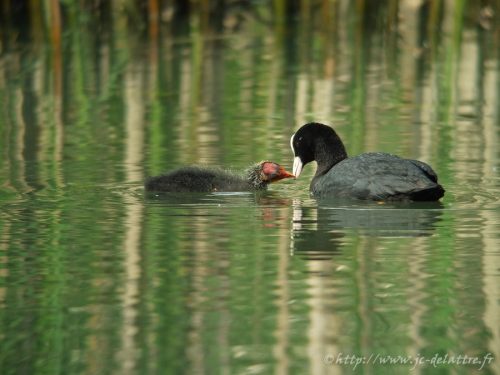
[145,161,294,192]
[290,123,445,201]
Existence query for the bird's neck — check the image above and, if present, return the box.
[314,137,348,177]
[245,166,267,190]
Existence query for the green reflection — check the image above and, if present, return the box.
[1,2,499,375]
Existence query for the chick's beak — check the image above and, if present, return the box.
[271,166,295,182]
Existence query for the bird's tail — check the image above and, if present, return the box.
[410,184,445,201]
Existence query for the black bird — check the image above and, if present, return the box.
[290,123,445,201]
[145,161,294,193]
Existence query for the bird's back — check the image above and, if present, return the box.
[311,153,445,201]
[145,167,249,192]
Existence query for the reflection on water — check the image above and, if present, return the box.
[1,1,500,374]
[291,199,445,260]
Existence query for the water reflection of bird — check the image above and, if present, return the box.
[290,123,445,201]
[290,201,345,261]
[290,200,443,260]
[145,161,294,193]
[316,200,444,236]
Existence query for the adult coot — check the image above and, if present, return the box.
[290,123,445,201]
[145,161,294,192]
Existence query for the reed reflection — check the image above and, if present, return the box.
[0,1,499,374]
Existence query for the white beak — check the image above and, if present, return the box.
[293,156,303,178]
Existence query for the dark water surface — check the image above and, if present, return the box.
[1,2,500,374]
